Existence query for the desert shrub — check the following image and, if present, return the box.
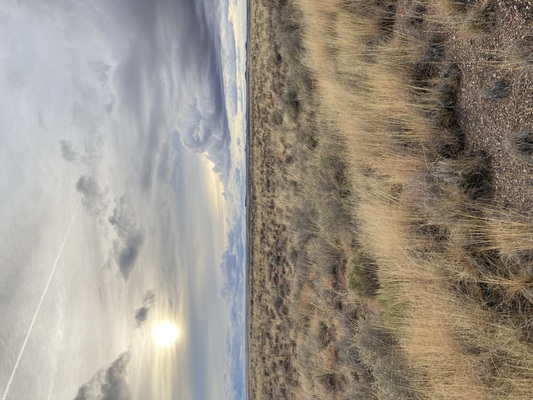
[436,0,496,34]
[306,237,344,275]
[354,321,417,399]
[460,152,493,201]
[290,200,318,247]
[511,131,533,161]
[270,110,284,125]
[412,38,446,86]
[466,0,496,33]
[346,252,379,297]
[509,35,533,66]
[407,4,426,30]
[486,79,511,99]
[377,3,397,41]
[427,64,462,129]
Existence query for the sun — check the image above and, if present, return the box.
[152,321,181,347]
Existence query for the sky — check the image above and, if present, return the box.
[0,0,247,399]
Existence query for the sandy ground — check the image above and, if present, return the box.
[446,0,533,210]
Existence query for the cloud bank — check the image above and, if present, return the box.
[0,0,247,398]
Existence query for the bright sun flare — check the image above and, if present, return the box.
[152,322,181,347]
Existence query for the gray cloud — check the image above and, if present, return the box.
[108,196,144,279]
[142,289,155,306]
[73,352,132,400]
[134,306,148,326]
[60,139,78,163]
[104,0,233,183]
[134,290,155,327]
[76,175,108,217]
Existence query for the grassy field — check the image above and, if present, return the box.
[248,0,533,398]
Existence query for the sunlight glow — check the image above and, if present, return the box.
[152,321,181,347]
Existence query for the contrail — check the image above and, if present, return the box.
[2,197,81,400]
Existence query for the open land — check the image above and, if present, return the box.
[248,0,533,399]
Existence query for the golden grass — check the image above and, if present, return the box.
[249,0,533,397]
[290,0,533,398]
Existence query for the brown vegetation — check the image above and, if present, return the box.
[248,0,533,398]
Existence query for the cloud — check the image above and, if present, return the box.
[175,94,231,181]
[60,139,78,163]
[73,352,132,400]
[134,307,149,327]
[0,0,247,398]
[108,196,144,279]
[76,175,108,217]
[134,290,155,327]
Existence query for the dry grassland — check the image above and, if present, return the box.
[248,0,533,399]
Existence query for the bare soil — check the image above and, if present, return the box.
[446,0,533,209]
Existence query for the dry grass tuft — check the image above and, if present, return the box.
[511,35,533,65]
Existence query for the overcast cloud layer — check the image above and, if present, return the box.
[0,0,247,399]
